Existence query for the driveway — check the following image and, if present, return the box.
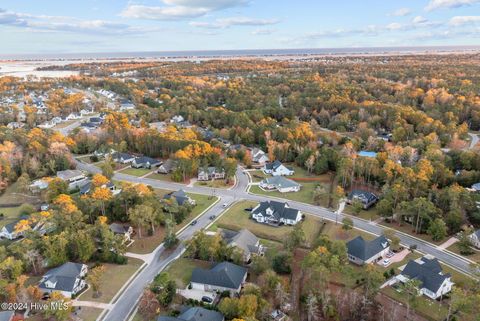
[177,288,216,302]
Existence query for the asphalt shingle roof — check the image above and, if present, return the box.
[39,262,84,293]
[347,235,389,261]
[157,307,223,321]
[261,176,300,189]
[252,200,300,221]
[191,262,247,290]
[401,257,451,294]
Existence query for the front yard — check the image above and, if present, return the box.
[80,258,144,303]
[211,200,324,246]
[446,242,480,263]
[118,167,153,177]
[164,258,212,288]
[250,181,327,206]
[194,179,233,189]
[74,307,104,321]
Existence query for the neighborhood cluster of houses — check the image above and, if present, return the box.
[346,235,453,300]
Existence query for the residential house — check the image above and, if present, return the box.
[221,229,264,263]
[63,112,81,121]
[347,190,379,209]
[260,176,301,193]
[56,170,87,190]
[109,223,133,242]
[119,99,136,111]
[197,167,226,181]
[468,229,480,248]
[157,159,177,174]
[263,160,294,176]
[39,262,88,298]
[270,310,289,321]
[7,122,25,129]
[38,121,55,129]
[112,152,135,164]
[396,256,454,300]
[250,147,269,165]
[80,122,98,132]
[171,115,184,123]
[163,189,196,206]
[251,201,302,226]
[190,262,247,294]
[0,221,23,240]
[132,156,161,169]
[157,306,224,321]
[29,178,50,193]
[89,117,103,125]
[346,235,390,265]
[471,183,480,192]
[79,180,119,196]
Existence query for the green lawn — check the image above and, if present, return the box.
[0,206,22,228]
[250,170,268,183]
[164,258,212,288]
[379,221,444,245]
[147,173,184,184]
[175,194,218,232]
[119,167,153,177]
[214,200,323,246]
[80,258,144,303]
[320,220,375,242]
[446,242,480,263]
[74,307,103,321]
[194,179,233,189]
[0,181,41,205]
[343,205,381,222]
[250,182,329,206]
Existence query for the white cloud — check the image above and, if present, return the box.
[120,5,208,20]
[251,28,275,35]
[121,0,248,21]
[412,16,429,25]
[190,17,279,29]
[389,8,411,17]
[449,15,480,26]
[0,8,156,35]
[425,0,480,11]
[386,22,402,30]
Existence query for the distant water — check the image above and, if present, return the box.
[1,45,480,61]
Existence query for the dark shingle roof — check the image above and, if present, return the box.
[348,190,378,204]
[265,160,283,171]
[163,189,190,206]
[401,257,451,294]
[157,307,223,321]
[347,235,389,261]
[109,223,130,234]
[134,156,161,166]
[39,262,84,292]
[252,200,300,221]
[191,262,247,290]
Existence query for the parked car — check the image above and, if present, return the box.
[222,203,229,208]
[386,251,394,258]
[209,215,216,220]
[201,296,213,303]
[190,220,198,226]
[382,259,390,267]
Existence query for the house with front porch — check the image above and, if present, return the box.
[39,262,88,298]
[251,201,302,226]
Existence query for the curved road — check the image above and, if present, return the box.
[74,161,476,321]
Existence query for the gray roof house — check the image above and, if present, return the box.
[222,229,264,263]
[469,229,480,249]
[56,169,86,185]
[260,176,301,193]
[251,147,269,165]
[132,156,162,169]
[109,223,133,243]
[0,221,22,240]
[347,235,390,265]
[79,180,118,195]
[157,159,177,174]
[197,166,226,181]
[163,189,196,206]
[251,201,302,226]
[112,152,135,164]
[347,190,379,209]
[263,160,294,176]
[0,311,14,321]
[157,306,224,321]
[396,256,454,300]
[190,262,248,294]
[39,262,88,298]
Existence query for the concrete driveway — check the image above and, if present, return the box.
[177,288,216,302]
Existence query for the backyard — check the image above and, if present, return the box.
[164,258,212,288]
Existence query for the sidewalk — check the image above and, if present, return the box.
[125,252,153,263]
[437,237,458,250]
[72,300,113,310]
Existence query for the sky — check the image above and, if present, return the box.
[1,0,480,54]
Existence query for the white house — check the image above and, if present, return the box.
[56,169,87,190]
[251,201,302,226]
[39,262,88,298]
[263,160,294,176]
[112,152,135,164]
[250,147,269,165]
[468,229,480,248]
[197,167,226,181]
[190,262,247,295]
[346,235,390,265]
[259,176,301,193]
[0,221,23,240]
[396,256,454,300]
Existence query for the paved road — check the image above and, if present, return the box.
[468,132,479,149]
[73,160,476,320]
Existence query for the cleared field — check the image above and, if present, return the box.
[119,167,152,177]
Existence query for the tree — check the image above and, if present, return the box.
[46,178,68,202]
[70,230,96,262]
[128,204,156,236]
[351,199,363,215]
[399,279,421,320]
[100,156,115,179]
[342,217,353,232]
[457,230,474,255]
[383,229,400,251]
[284,224,306,250]
[86,265,106,298]
[219,297,240,320]
[361,264,384,300]
[42,292,72,321]
[272,252,292,274]
[91,187,112,216]
[427,218,448,241]
[238,294,258,318]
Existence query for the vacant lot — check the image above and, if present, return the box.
[194,179,233,189]
[321,221,375,242]
[165,258,212,288]
[146,172,180,183]
[81,258,144,303]
[250,181,327,206]
[213,200,324,246]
